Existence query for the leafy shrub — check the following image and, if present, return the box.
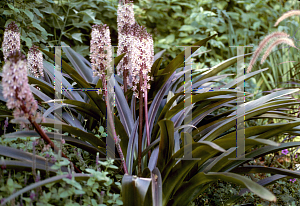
[0,130,123,206]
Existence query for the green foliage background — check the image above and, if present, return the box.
[0,0,298,68]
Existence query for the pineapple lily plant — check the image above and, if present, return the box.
[1,3,300,206]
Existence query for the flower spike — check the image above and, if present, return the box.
[27,45,44,78]
[128,23,154,98]
[274,10,300,27]
[260,37,298,65]
[90,24,112,90]
[2,21,20,62]
[2,51,39,124]
[247,32,290,73]
[117,1,135,95]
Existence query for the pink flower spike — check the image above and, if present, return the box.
[90,24,112,92]
[128,23,154,98]
[117,1,135,80]
[2,51,40,125]
[27,45,44,78]
[2,21,20,62]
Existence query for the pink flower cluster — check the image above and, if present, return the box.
[2,21,20,62]
[127,23,154,98]
[2,51,40,123]
[117,1,135,31]
[91,1,154,99]
[27,45,44,78]
[117,1,135,78]
[90,24,112,89]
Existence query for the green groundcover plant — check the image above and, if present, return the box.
[2,1,300,206]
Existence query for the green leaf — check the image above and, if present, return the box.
[165,90,236,120]
[32,22,46,33]
[20,36,32,48]
[150,34,217,97]
[87,178,95,186]
[99,126,104,133]
[161,142,227,205]
[7,3,19,13]
[197,52,253,81]
[40,6,55,15]
[41,121,106,150]
[165,34,175,43]
[222,141,300,172]
[252,21,260,30]
[1,174,91,205]
[122,175,152,206]
[179,25,196,32]
[60,190,70,198]
[33,8,43,18]
[3,10,13,15]
[7,178,14,187]
[171,172,276,205]
[63,178,82,190]
[80,9,96,21]
[108,165,119,169]
[74,189,85,195]
[23,9,34,21]
[71,33,82,43]
[157,120,175,172]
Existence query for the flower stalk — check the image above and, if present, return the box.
[138,71,143,176]
[91,24,128,174]
[121,22,154,175]
[105,87,128,174]
[2,51,81,173]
